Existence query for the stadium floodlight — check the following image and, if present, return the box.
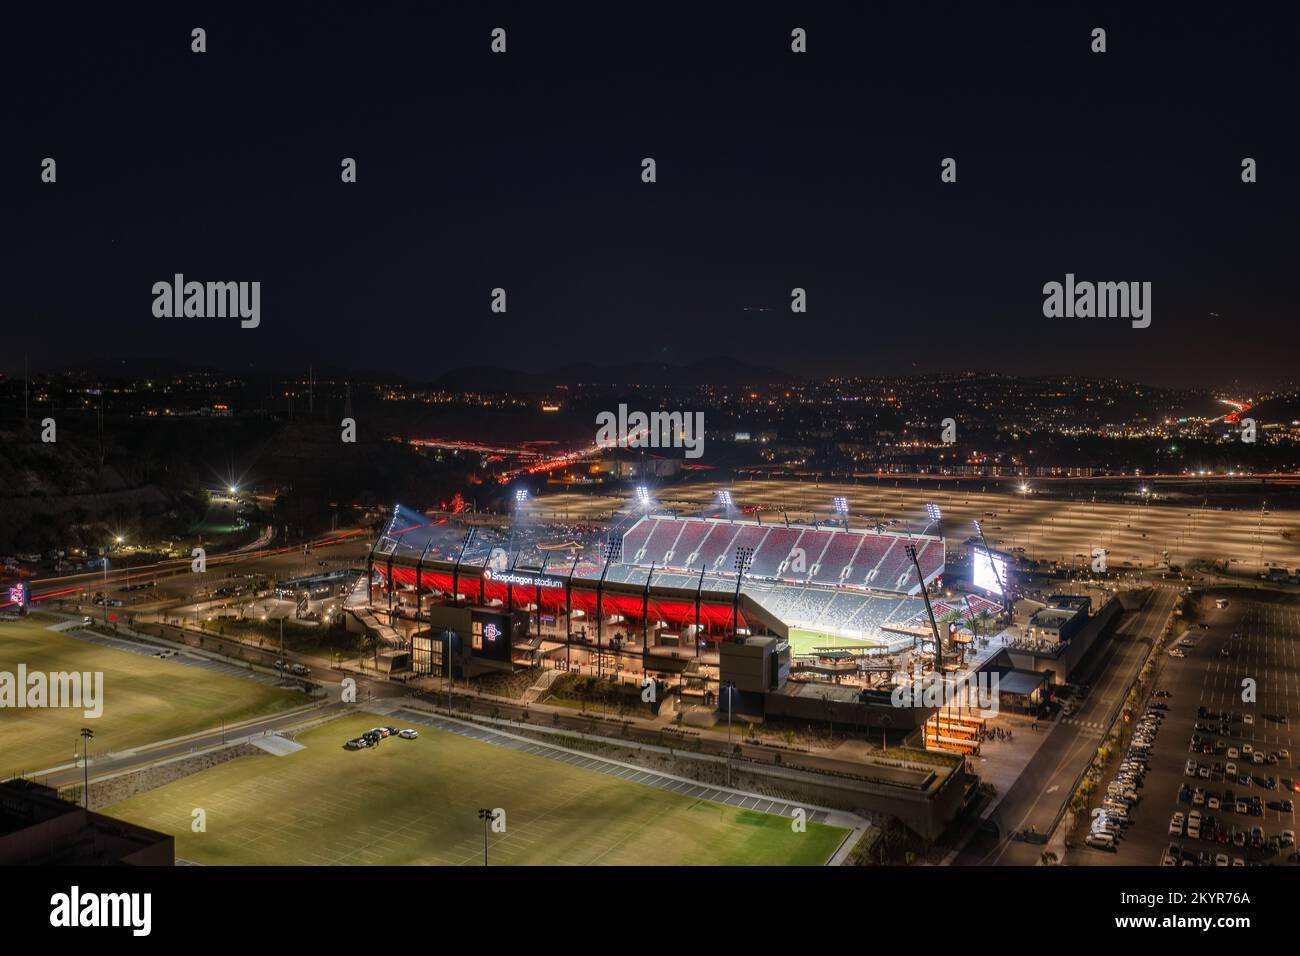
[635,485,650,505]
[973,518,982,536]
[515,488,528,504]
[833,496,849,514]
[718,490,733,508]
[229,484,238,495]
[925,502,942,522]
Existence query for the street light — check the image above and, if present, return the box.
[721,680,735,745]
[79,727,95,807]
[477,808,494,865]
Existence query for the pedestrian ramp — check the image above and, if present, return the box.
[250,734,306,756]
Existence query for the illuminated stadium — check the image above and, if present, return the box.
[348,488,1016,723]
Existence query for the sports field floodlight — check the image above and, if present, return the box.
[477,808,494,865]
[635,485,650,505]
[833,496,849,514]
[515,488,528,504]
[925,502,942,522]
[718,490,733,508]
[973,518,983,536]
[229,484,238,494]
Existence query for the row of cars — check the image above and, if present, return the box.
[1086,699,1166,850]
[346,725,419,749]
[1167,805,1294,862]
[1179,780,1294,816]
[1168,703,1297,863]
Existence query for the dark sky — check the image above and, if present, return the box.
[6,4,1298,387]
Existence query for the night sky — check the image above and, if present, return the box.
[7,5,1298,387]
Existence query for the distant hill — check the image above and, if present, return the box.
[433,357,793,392]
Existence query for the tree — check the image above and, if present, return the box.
[356,633,374,669]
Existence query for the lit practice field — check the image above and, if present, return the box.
[0,614,300,776]
[107,714,849,865]
[786,627,880,658]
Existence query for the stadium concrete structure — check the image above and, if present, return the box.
[359,503,970,731]
[356,502,980,839]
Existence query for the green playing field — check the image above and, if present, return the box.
[786,627,879,657]
[107,714,850,866]
[0,614,299,776]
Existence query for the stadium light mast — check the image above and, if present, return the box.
[596,538,614,677]
[924,502,942,535]
[731,547,753,643]
[451,528,475,609]
[565,552,580,673]
[906,544,942,675]
[833,496,849,530]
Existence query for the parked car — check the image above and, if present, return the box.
[398,729,419,740]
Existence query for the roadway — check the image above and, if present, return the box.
[951,586,1176,864]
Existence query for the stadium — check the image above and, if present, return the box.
[352,489,1011,744]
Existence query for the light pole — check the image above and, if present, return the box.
[720,680,735,787]
[477,808,493,865]
[79,727,95,807]
[722,680,735,745]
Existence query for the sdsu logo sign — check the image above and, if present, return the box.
[483,622,500,643]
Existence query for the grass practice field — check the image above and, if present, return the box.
[0,614,299,776]
[108,714,849,865]
[786,627,879,658]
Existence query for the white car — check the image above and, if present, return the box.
[1253,752,1265,765]
[398,729,419,740]
[1227,747,1239,759]
[1169,813,1185,836]
[1281,830,1296,848]
[1244,714,1254,726]
[1215,853,1229,866]
[1207,797,1221,810]
[1226,763,1237,777]
[1185,760,1199,777]
[1086,832,1116,850]
[1242,744,1254,756]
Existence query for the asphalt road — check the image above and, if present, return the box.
[952,586,1175,865]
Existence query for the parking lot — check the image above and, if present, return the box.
[1076,592,1300,866]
